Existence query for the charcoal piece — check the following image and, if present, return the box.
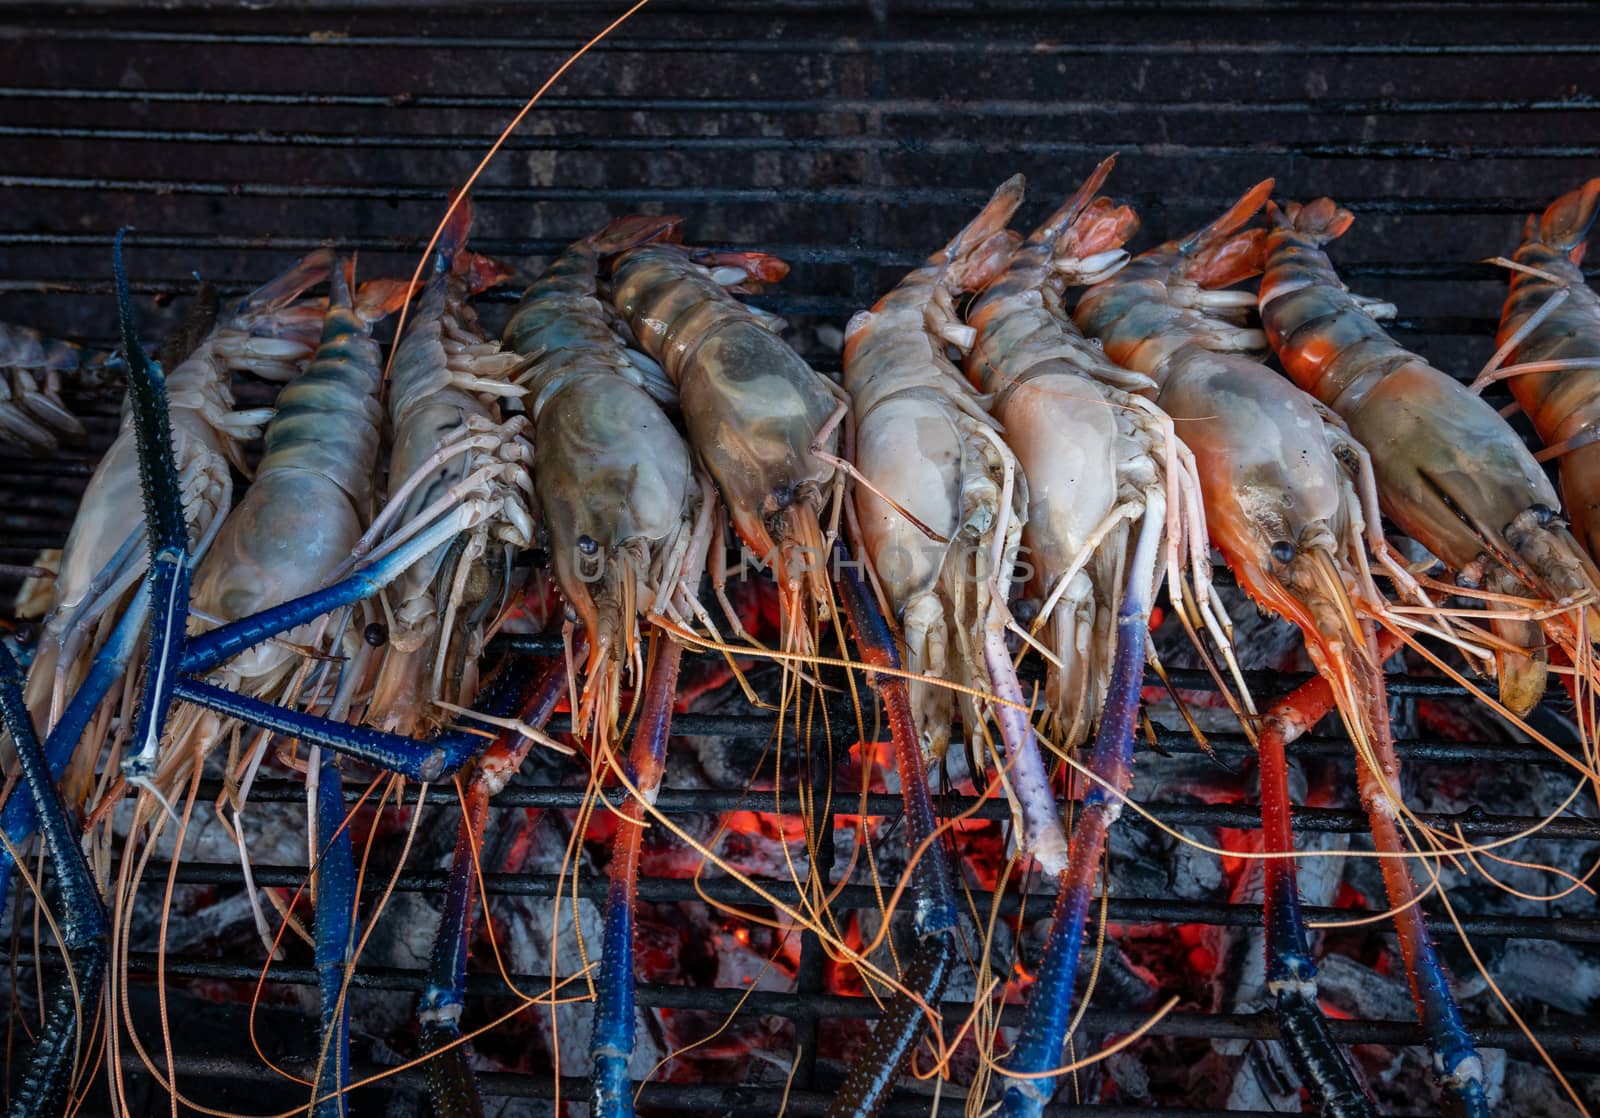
[1316,953,1414,1022]
[1103,1048,1153,1103]
[1489,938,1600,1016]
[1222,1040,1302,1114]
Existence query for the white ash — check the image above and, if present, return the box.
[1220,1040,1303,1114]
[1482,938,1600,1017]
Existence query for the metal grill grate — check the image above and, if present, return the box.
[4,2,1600,1114]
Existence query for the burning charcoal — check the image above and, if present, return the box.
[1499,1057,1597,1117]
[491,892,667,1078]
[1082,938,1159,1009]
[1316,953,1415,1022]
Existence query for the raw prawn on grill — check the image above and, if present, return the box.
[1482,179,1600,565]
[0,322,121,455]
[503,215,720,1118]
[0,248,333,919]
[0,237,466,1116]
[845,174,1078,872]
[607,231,843,656]
[27,235,573,1118]
[1260,196,1600,718]
[117,253,419,1118]
[605,226,965,1118]
[350,196,537,736]
[960,160,1234,1114]
[1076,183,1489,1117]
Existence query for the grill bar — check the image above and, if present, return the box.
[7,123,1600,162]
[120,859,1600,945]
[14,951,1598,1061]
[7,86,1600,116]
[13,26,1600,55]
[0,176,1582,216]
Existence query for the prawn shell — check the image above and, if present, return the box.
[1337,360,1559,573]
[675,320,837,560]
[1156,349,1346,608]
[1500,239,1600,558]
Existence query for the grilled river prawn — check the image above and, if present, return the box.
[844,176,1083,873]
[0,250,333,919]
[961,162,1233,1115]
[598,223,967,1118]
[505,215,718,1118]
[1077,182,1488,1117]
[1260,197,1600,718]
[356,197,536,735]
[1484,180,1600,564]
[607,237,843,654]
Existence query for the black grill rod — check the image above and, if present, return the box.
[0,234,1569,284]
[492,632,1538,702]
[6,86,1599,116]
[108,1048,1325,1118]
[130,853,1600,932]
[7,123,1600,162]
[15,26,1600,55]
[33,957,1600,1064]
[0,175,1582,216]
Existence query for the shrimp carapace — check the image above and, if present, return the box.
[608,234,843,655]
[1492,180,1600,562]
[507,215,710,743]
[1262,195,1600,716]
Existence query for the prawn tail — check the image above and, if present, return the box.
[436,191,476,272]
[240,246,337,314]
[586,214,685,257]
[1178,178,1275,288]
[353,269,419,321]
[940,173,1027,292]
[1536,178,1600,261]
[686,247,790,288]
[1034,156,1140,284]
[1267,196,1356,245]
[1033,154,1118,245]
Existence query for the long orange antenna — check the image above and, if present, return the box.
[384,0,654,380]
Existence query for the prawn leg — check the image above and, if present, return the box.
[0,642,109,1118]
[0,582,148,909]
[1256,658,1387,1118]
[590,635,685,1118]
[827,538,960,1118]
[311,746,356,1118]
[418,653,570,1115]
[114,231,194,796]
[1000,497,1161,1117]
[1354,651,1488,1117]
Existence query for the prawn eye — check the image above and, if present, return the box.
[1270,540,1297,564]
[577,534,600,556]
[1530,503,1556,526]
[363,622,388,647]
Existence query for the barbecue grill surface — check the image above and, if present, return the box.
[3,2,1600,1115]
